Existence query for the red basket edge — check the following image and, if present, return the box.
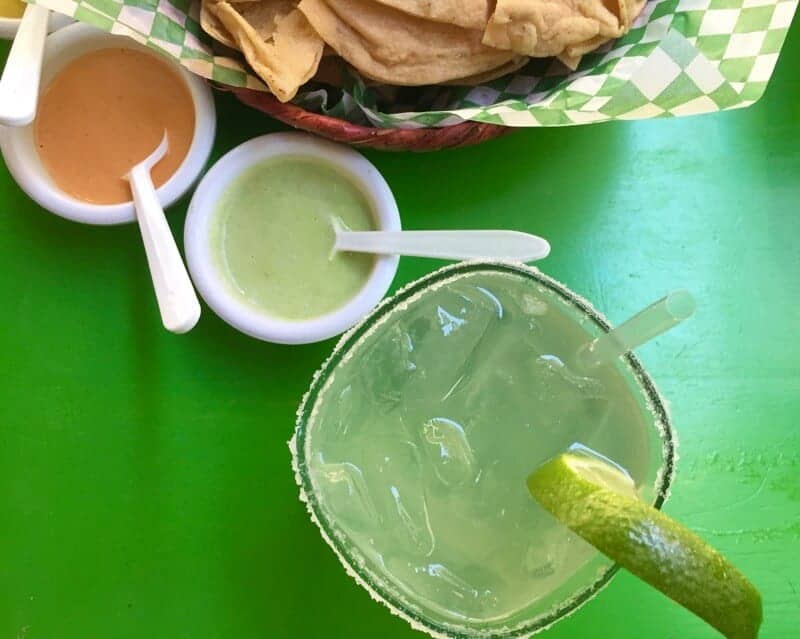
[232,88,511,152]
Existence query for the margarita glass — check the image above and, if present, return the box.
[292,262,675,638]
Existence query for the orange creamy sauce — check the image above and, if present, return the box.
[35,48,195,205]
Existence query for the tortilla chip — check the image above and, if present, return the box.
[444,56,530,85]
[200,0,238,49]
[483,0,643,58]
[209,1,324,101]
[557,51,583,70]
[619,0,647,30]
[561,0,646,66]
[368,0,491,30]
[298,0,516,86]
[232,0,296,32]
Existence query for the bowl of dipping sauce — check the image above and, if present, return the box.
[0,4,70,40]
[0,22,215,224]
[184,133,401,344]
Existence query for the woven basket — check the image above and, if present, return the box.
[233,88,510,152]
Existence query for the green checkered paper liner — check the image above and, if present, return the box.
[29,0,797,128]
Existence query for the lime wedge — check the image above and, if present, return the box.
[527,451,762,639]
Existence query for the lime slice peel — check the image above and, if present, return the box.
[528,452,763,639]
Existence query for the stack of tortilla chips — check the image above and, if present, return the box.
[201,0,645,102]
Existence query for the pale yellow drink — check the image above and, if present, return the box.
[294,264,672,637]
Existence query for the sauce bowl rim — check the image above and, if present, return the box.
[184,132,402,345]
[0,11,71,40]
[0,21,215,225]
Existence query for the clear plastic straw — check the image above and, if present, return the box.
[577,290,696,370]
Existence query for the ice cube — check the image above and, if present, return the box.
[431,282,502,338]
[384,556,501,622]
[425,283,503,349]
[366,439,435,557]
[407,315,432,344]
[505,285,549,319]
[436,305,466,337]
[314,458,380,534]
[471,460,512,522]
[534,355,606,400]
[527,355,611,449]
[517,293,548,317]
[520,527,597,589]
[397,285,506,423]
[524,544,556,579]
[420,417,476,488]
[440,313,529,422]
[412,563,499,613]
[362,325,417,409]
[331,383,354,437]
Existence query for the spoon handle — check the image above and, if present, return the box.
[129,165,201,334]
[0,4,50,127]
[334,230,551,262]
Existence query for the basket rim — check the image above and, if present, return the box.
[231,87,510,151]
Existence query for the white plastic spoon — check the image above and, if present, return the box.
[333,227,551,262]
[125,133,201,334]
[0,3,50,127]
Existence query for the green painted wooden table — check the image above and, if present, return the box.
[1,26,798,639]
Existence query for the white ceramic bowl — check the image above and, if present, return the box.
[0,9,71,40]
[184,132,401,345]
[0,21,215,225]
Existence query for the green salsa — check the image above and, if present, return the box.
[210,156,376,320]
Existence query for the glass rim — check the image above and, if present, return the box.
[292,261,676,639]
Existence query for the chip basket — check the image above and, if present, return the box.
[232,88,510,152]
[25,0,798,154]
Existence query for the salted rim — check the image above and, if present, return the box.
[290,261,676,639]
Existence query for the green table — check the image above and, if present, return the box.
[1,26,798,639]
